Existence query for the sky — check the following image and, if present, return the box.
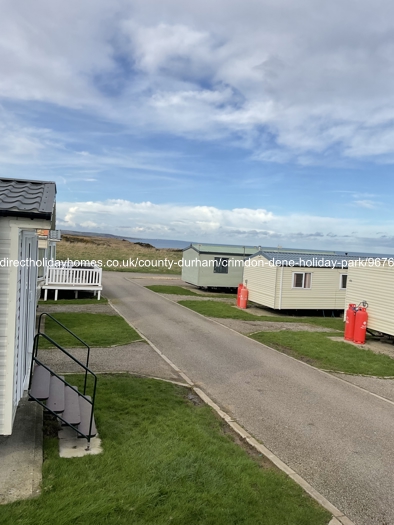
[1,0,394,252]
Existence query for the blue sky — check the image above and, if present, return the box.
[1,0,394,252]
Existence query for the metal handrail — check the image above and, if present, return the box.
[37,312,90,395]
[29,358,96,442]
[29,333,97,443]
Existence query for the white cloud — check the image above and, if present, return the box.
[2,1,394,162]
[354,200,378,209]
[56,199,394,252]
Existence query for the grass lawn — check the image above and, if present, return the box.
[179,300,261,320]
[40,313,142,348]
[178,300,344,330]
[146,285,237,298]
[250,331,394,376]
[1,375,330,525]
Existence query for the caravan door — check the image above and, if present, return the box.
[14,230,38,409]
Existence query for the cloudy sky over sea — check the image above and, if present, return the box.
[1,0,394,251]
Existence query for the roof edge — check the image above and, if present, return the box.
[0,209,53,220]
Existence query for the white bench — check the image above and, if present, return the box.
[42,266,103,301]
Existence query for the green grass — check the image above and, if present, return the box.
[178,300,344,330]
[179,300,262,320]
[146,285,237,298]
[1,375,330,525]
[40,313,142,348]
[250,331,394,376]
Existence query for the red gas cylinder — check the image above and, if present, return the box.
[237,284,244,307]
[353,307,368,344]
[344,303,357,341]
[239,287,249,309]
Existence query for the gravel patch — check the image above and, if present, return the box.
[331,374,394,403]
[245,306,287,317]
[37,304,117,315]
[210,318,338,334]
[37,342,183,382]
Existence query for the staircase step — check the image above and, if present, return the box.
[29,365,51,400]
[62,386,81,426]
[78,395,97,438]
[46,376,65,413]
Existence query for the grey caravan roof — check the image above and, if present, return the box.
[184,243,343,258]
[252,251,368,268]
[0,178,56,220]
[185,243,260,256]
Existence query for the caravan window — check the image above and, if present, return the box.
[340,274,348,289]
[214,257,229,274]
[37,248,46,278]
[292,272,312,289]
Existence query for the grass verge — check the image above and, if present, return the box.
[146,285,201,296]
[146,285,237,298]
[250,331,394,376]
[178,300,262,320]
[178,300,344,330]
[40,313,142,348]
[1,375,330,525]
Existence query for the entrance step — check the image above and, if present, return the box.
[46,375,65,413]
[29,365,51,400]
[62,386,81,426]
[78,395,97,438]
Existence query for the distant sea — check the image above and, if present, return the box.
[125,237,190,249]
[62,230,191,249]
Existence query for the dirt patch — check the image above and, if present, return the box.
[211,318,337,334]
[187,391,204,406]
[220,420,278,471]
[43,413,60,438]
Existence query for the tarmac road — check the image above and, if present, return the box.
[103,272,394,525]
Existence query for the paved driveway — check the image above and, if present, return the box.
[104,272,394,525]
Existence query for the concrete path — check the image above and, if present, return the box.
[37,303,118,315]
[207,317,337,334]
[103,272,394,525]
[0,396,42,504]
[37,343,183,383]
[37,301,183,383]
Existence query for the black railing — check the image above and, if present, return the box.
[28,314,97,444]
[36,313,91,394]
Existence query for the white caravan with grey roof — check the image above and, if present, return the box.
[242,251,362,311]
[0,178,56,435]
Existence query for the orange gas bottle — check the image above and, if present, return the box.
[344,303,357,341]
[237,284,244,307]
[353,307,368,344]
[239,287,249,309]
